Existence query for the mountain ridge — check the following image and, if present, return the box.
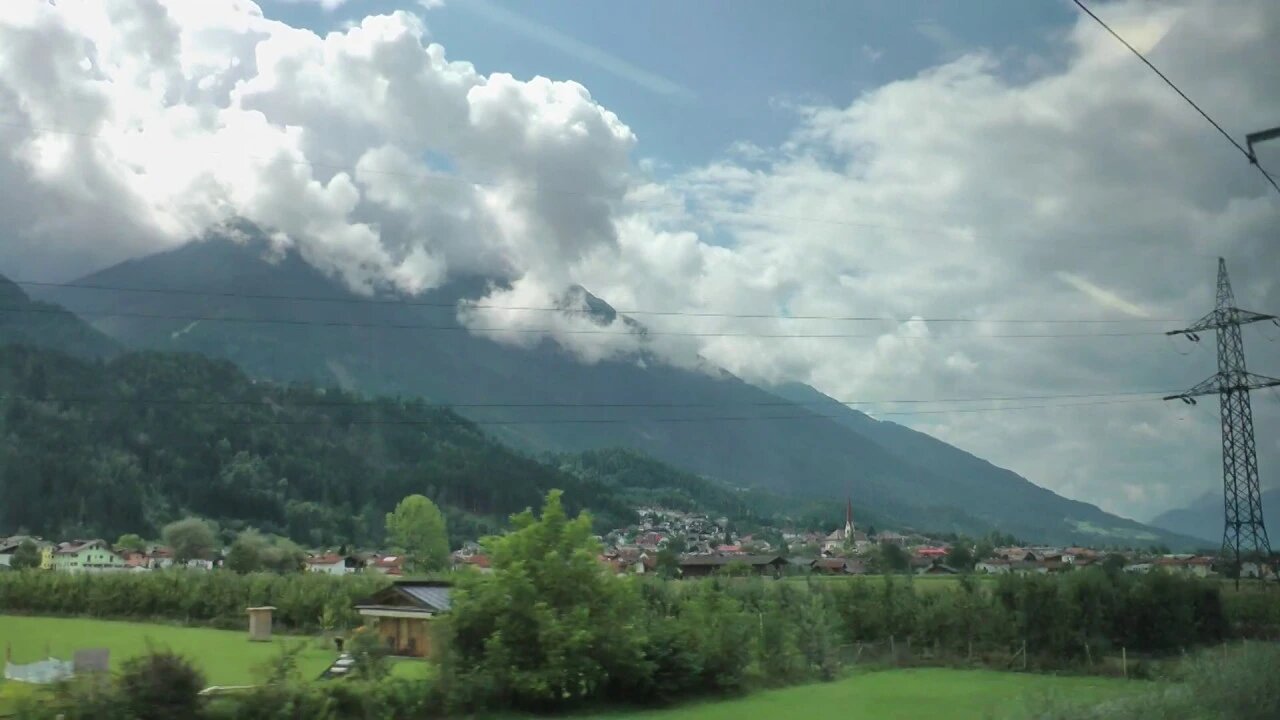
[1148,488,1279,545]
[23,227,1199,547]
[0,276,119,358]
[767,382,1204,548]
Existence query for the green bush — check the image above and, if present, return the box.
[115,650,207,720]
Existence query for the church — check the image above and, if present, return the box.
[821,498,868,556]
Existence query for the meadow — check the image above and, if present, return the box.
[548,669,1142,720]
[0,615,338,716]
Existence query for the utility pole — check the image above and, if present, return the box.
[1164,259,1280,581]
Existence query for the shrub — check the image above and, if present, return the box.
[115,650,206,720]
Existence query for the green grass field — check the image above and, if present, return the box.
[0,615,342,715]
[0,615,337,685]
[563,669,1142,720]
[0,616,1149,720]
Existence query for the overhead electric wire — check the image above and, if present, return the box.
[12,389,1172,411]
[0,305,1172,339]
[10,279,1189,325]
[1071,0,1280,196]
[0,395,1161,425]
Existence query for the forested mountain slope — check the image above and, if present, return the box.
[0,276,118,358]
[0,344,833,544]
[24,226,1198,546]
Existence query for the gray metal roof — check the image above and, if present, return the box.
[399,584,452,612]
[677,554,787,567]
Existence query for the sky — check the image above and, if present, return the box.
[0,0,1278,522]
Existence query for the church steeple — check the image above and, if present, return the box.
[844,496,854,537]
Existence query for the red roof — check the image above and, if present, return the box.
[306,554,344,565]
[462,554,490,569]
[915,547,948,558]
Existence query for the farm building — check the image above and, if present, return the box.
[677,554,788,578]
[353,580,452,659]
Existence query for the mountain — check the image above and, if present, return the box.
[0,344,788,544]
[767,382,1204,549]
[0,276,118,358]
[1148,488,1280,546]
[29,226,1197,546]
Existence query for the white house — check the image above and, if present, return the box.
[306,554,357,576]
[1239,561,1275,580]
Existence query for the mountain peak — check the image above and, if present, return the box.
[558,285,618,326]
[0,274,28,305]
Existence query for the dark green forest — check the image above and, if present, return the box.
[0,345,778,547]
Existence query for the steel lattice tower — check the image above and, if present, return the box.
[1165,259,1280,576]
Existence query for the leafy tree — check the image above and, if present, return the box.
[946,544,975,571]
[385,494,449,573]
[161,517,218,563]
[115,533,146,553]
[446,490,647,711]
[655,545,681,579]
[10,539,40,570]
[1102,553,1128,575]
[973,539,995,562]
[877,542,910,573]
[225,529,305,574]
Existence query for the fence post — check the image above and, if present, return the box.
[1021,640,1027,670]
[890,634,896,665]
[1122,646,1127,679]
[1085,641,1092,668]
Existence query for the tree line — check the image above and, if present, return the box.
[0,569,389,631]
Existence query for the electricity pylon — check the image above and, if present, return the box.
[1165,258,1280,578]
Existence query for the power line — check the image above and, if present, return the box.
[11,389,1171,411]
[3,395,1160,425]
[0,305,1171,339]
[10,278,1189,325]
[1071,0,1280,196]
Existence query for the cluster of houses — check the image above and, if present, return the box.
[0,535,416,576]
[3,503,1267,581]
[0,537,194,573]
[582,500,1261,580]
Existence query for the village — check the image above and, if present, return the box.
[0,501,1245,581]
